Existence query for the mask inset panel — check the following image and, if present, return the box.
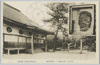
[69,5,95,35]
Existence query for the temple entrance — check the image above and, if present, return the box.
[33,37,45,53]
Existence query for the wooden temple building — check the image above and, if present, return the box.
[3,3,53,55]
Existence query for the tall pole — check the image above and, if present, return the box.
[80,39,82,54]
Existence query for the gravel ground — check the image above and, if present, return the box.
[2,50,96,60]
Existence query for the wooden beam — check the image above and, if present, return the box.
[3,33,31,38]
[31,33,34,54]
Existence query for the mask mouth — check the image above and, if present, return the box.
[79,21,90,31]
[80,27,89,31]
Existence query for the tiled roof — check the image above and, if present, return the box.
[3,3,38,27]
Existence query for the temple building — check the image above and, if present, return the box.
[3,3,53,55]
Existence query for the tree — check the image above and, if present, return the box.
[43,3,69,51]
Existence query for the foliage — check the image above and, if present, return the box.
[44,3,69,51]
[44,3,69,30]
[82,36,96,51]
[63,36,96,51]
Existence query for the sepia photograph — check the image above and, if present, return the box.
[1,1,99,64]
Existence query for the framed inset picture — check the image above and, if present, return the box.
[69,4,96,35]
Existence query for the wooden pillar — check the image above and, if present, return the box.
[31,33,34,54]
[45,42,47,52]
[80,39,82,54]
[67,43,70,52]
[8,49,10,55]
[45,35,47,52]
[3,34,5,54]
[18,36,19,48]
[17,49,19,54]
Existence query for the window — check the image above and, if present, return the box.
[19,30,23,34]
[5,35,18,42]
[27,38,31,43]
[19,37,26,43]
[6,27,12,33]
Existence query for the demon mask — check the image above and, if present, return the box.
[78,11,92,31]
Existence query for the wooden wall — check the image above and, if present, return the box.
[3,23,32,53]
[3,23,46,53]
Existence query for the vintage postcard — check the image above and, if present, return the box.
[1,1,99,64]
